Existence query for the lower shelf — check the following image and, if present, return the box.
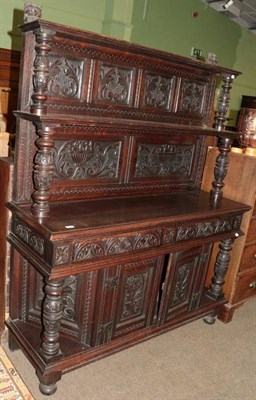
[6,292,226,381]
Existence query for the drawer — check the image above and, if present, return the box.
[240,244,256,272]
[246,218,256,243]
[233,270,256,303]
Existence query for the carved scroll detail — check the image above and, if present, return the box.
[74,231,162,262]
[178,80,205,113]
[53,140,121,180]
[47,57,83,98]
[143,74,173,109]
[135,143,194,177]
[14,217,44,255]
[121,274,146,320]
[176,218,233,242]
[172,263,192,306]
[98,64,133,105]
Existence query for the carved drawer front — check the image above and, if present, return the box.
[91,256,164,347]
[240,244,256,272]
[159,244,212,324]
[246,218,256,244]
[233,270,256,303]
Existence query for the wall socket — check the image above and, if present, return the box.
[191,47,202,58]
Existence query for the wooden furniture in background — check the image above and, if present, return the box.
[6,18,250,395]
[0,158,13,343]
[237,95,256,148]
[202,147,256,322]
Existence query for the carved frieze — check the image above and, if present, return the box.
[73,231,162,262]
[53,140,121,180]
[97,63,133,105]
[176,218,233,242]
[121,274,146,321]
[143,74,173,109]
[178,79,205,114]
[47,57,83,98]
[14,217,44,256]
[135,143,194,177]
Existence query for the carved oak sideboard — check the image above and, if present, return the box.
[6,18,250,395]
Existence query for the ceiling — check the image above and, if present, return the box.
[201,0,256,34]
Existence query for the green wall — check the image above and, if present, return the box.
[131,0,256,124]
[0,0,255,124]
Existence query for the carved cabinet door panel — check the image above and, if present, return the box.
[91,256,165,347]
[159,244,212,325]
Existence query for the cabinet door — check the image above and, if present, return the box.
[91,256,164,347]
[159,244,212,325]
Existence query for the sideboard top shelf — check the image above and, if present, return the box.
[19,19,240,77]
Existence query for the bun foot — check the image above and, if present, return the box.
[39,382,57,396]
[203,312,217,325]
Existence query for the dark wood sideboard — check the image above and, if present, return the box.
[6,19,250,395]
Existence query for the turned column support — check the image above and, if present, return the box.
[40,278,64,360]
[207,238,234,300]
[31,27,55,115]
[32,123,57,219]
[215,73,235,132]
[210,136,232,201]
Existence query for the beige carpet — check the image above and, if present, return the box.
[2,299,256,400]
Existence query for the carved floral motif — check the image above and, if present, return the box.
[55,245,70,265]
[53,140,121,180]
[135,143,194,177]
[98,64,133,104]
[47,57,83,98]
[143,74,173,109]
[178,79,205,113]
[172,263,192,306]
[176,219,233,242]
[74,231,162,262]
[121,274,146,320]
[14,218,44,255]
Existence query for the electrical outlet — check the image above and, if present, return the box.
[191,47,202,58]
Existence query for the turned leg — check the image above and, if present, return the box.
[39,278,64,394]
[207,238,233,300]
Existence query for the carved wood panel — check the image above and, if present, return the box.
[159,245,212,324]
[52,139,122,181]
[176,78,206,115]
[140,72,175,111]
[129,135,200,184]
[90,61,136,107]
[91,256,164,346]
[47,56,85,99]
